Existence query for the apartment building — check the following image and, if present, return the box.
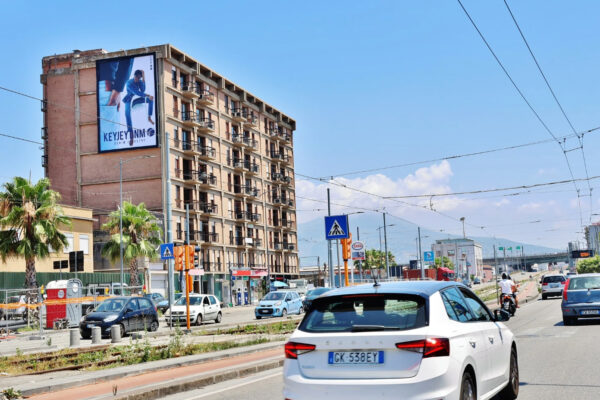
[432,238,483,279]
[41,44,298,302]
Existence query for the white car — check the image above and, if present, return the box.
[284,281,518,400]
[165,294,222,326]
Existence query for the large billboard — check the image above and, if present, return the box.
[96,53,158,152]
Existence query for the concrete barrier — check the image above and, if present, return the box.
[91,326,101,344]
[69,329,80,347]
[111,325,121,343]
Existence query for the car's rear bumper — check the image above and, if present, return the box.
[562,303,600,318]
[283,358,461,400]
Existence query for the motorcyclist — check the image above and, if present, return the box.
[499,273,519,308]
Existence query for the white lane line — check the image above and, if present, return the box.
[185,371,283,399]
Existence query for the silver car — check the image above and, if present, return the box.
[541,274,566,300]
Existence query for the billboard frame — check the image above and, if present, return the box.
[95,52,160,154]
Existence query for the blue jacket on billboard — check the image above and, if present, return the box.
[122,70,154,146]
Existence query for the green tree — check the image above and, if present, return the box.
[0,177,70,289]
[101,201,162,286]
[434,256,454,270]
[356,249,395,270]
[577,256,600,274]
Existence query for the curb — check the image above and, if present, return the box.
[109,356,284,400]
[15,341,285,397]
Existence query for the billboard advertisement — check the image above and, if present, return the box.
[96,53,158,152]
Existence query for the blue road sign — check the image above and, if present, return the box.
[424,251,434,262]
[160,243,174,260]
[325,215,349,240]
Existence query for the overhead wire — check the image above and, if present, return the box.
[456,0,585,231]
[502,0,594,223]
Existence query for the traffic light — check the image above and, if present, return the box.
[185,245,201,270]
[341,234,352,261]
[174,246,185,271]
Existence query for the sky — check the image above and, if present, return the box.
[1,1,600,250]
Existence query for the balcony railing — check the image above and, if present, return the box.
[198,202,218,214]
[181,82,199,98]
[197,90,215,105]
[245,186,259,197]
[201,261,221,272]
[193,231,219,243]
[248,263,266,269]
[246,162,259,174]
[174,169,195,181]
[197,144,216,158]
[41,154,48,168]
[230,236,248,246]
[231,108,245,122]
[249,238,263,247]
[270,172,284,182]
[198,172,217,186]
[269,127,280,138]
[197,118,215,131]
[283,242,296,250]
[281,220,294,229]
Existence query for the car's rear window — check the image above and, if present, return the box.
[299,294,427,333]
[543,275,565,283]
[568,276,600,290]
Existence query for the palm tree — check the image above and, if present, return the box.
[0,177,70,289]
[101,201,162,287]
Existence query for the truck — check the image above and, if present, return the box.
[403,267,455,281]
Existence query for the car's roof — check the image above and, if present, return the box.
[569,273,600,277]
[320,280,460,298]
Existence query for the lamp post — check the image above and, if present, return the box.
[119,155,157,291]
[460,217,466,239]
[376,222,395,279]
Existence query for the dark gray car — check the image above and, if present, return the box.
[562,274,600,325]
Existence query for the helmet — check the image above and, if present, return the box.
[502,273,507,280]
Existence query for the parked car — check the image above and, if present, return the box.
[255,291,303,319]
[565,271,578,279]
[561,273,600,325]
[156,293,183,313]
[79,296,159,338]
[473,277,481,285]
[461,279,472,288]
[303,287,332,311]
[284,281,518,400]
[144,292,165,306]
[541,274,566,300]
[165,294,222,326]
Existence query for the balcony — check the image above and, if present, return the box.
[231,108,246,123]
[233,184,245,196]
[280,132,291,142]
[231,158,246,171]
[195,232,219,244]
[174,169,196,183]
[273,241,283,251]
[269,127,280,139]
[248,262,266,269]
[231,134,245,147]
[41,154,48,168]
[281,220,294,230]
[198,172,217,187]
[41,127,48,140]
[181,111,196,127]
[230,236,248,246]
[174,199,196,211]
[249,238,263,248]
[245,186,259,198]
[197,118,215,133]
[197,144,216,160]
[198,202,218,215]
[243,112,257,128]
[245,162,259,174]
[270,172,284,182]
[181,82,200,98]
[243,137,258,150]
[197,90,215,106]
[280,198,294,208]
[283,242,296,251]
[232,210,260,222]
[174,139,195,155]
[281,175,292,186]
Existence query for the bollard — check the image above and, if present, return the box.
[91,326,102,344]
[70,329,80,347]
[110,325,121,343]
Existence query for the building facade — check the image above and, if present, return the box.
[432,239,483,279]
[586,223,600,255]
[41,45,299,302]
[0,205,94,273]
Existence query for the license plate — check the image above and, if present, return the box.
[328,351,384,365]
[581,310,600,315]
[260,309,268,314]
[550,283,559,288]
[87,324,95,328]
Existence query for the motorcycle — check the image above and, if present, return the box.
[501,293,516,316]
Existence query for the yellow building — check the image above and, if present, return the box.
[0,205,94,273]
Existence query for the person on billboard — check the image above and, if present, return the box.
[121,69,155,146]
[98,58,133,136]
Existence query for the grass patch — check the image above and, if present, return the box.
[199,320,299,336]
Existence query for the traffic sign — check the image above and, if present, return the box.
[423,251,434,262]
[351,241,365,261]
[324,215,349,240]
[160,243,174,260]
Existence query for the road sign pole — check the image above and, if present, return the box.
[383,212,390,279]
[494,245,499,304]
[327,189,334,288]
[418,227,423,279]
[357,226,363,282]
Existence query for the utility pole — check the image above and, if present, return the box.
[327,189,334,288]
[494,245,499,304]
[383,212,390,279]
[336,239,341,287]
[184,204,190,293]
[165,131,175,312]
[357,226,363,282]
[503,247,507,274]
[418,227,424,279]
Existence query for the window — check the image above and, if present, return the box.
[79,234,89,255]
[209,296,217,305]
[128,298,140,311]
[440,287,473,322]
[203,296,210,306]
[64,233,74,253]
[139,298,153,309]
[459,288,493,322]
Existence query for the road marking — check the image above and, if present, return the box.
[185,370,283,399]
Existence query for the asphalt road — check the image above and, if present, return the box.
[178,296,600,400]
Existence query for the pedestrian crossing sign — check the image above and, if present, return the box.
[160,243,174,260]
[325,215,349,240]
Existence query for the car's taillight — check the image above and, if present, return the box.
[542,282,548,286]
[396,338,450,358]
[563,279,570,301]
[284,341,316,359]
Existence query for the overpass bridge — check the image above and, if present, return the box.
[482,252,569,270]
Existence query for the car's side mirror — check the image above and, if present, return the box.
[494,309,511,322]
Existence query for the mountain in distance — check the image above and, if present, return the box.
[297,214,562,267]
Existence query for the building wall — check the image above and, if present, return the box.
[587,224,600,254]
[0,205,94,273]
[432,239,483,279]
[41,45,299,290]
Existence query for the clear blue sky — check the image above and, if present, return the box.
[1,1,600,249]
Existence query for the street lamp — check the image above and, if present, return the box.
[460,217,466,239]
[376,222,395,278]
[119,154,157,292]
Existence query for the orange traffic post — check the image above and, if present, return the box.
[184,245,190,330]
[342,234,352,286]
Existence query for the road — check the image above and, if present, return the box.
[181,296,600,400]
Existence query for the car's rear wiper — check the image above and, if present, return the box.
[350,325,386,332]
